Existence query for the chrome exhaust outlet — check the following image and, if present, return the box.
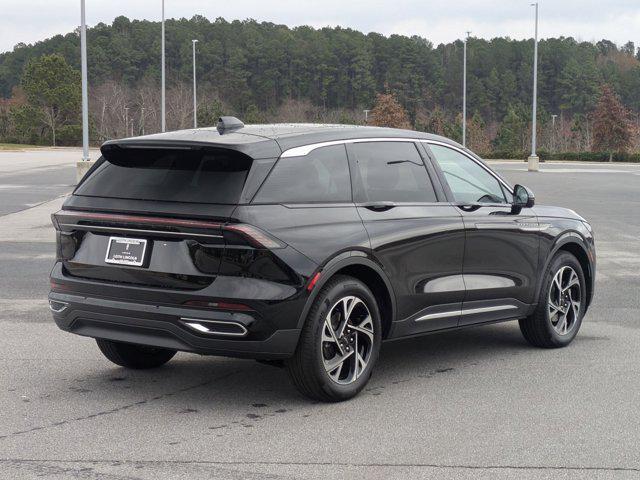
[49,300,68,313]
[180,318,248,337]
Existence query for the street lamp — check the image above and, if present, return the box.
[192,39,198,128]
[528,2,540,171]
[80,0,89,161]
[462,31,471,148]
[161,0,166,132]
[551,113,558,153]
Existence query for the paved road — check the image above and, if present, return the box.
[0,152,639,479]
[0,149,85,216]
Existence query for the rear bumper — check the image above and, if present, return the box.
[49,291,301,360]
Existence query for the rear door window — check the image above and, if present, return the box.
[75,147,252,204]
[253,144,351,203]
[350,142,437,203]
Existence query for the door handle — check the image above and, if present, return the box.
[360,201,396,212]
[457,204,481,212]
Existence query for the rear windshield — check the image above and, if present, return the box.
[75,147,252,204]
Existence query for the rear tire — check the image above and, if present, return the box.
[519,252,586,348]
[96,339,176,369]
[286,275,382,402]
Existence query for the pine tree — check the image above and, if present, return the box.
[493,106,526,154]
[21,54,81,146]
[369,93,412,129]
[558,57,600,113]
[591,85,633,161]
[197,98,226,128]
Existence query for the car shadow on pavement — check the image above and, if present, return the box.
[78,322,531,407]
[1,322,551,442]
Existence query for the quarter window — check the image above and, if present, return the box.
[253,144,351,203]
[429,144,507,204]
[351,142,437,203]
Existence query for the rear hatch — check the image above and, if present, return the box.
[54,144,269,290]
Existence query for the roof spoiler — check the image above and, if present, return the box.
[217,116,245,134]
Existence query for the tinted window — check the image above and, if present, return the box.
[351,142,436,203]
[254,145,351,203]
[75,148,251,204]
[429,144,507,204]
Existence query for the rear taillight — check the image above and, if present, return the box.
[52,212,80,261]
[52,210,285,250]
[56,232,79,261]
[223,224,286,249]
[51,212,61,231]
[52,210,224,230]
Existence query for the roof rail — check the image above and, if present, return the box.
[217,116,245,134]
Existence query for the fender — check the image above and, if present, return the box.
[295,251,398,330]
[534,229,594,306]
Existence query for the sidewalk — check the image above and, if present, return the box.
[0,148,99,174]
[0,195,65,243]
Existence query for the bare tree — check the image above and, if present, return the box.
[166,82,193,131]
[90,81,133,141]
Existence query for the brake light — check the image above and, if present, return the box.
[53,210,285,249]
[51,212,61,231]
[223,224,286,249]
[52,210,223,230]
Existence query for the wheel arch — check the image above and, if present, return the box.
[297,254,397,339]
[539,233,594,309]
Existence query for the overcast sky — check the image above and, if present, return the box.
[1,0,639,54]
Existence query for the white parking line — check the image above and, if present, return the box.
[488,160,640,167]
[0,184,70,189]
[497,168,640,174]
[0,253,56,260]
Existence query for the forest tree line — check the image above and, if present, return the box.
[0,16,638,159]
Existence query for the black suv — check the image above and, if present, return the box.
[50,118,595,401]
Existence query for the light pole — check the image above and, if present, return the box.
[551,113,557,153]
[161,0,166,132]
[462,31,471,148]
[192,39,198,128]
[80,0,89,161]
[528,2,540,171]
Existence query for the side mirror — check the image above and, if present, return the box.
[512,184,535,213]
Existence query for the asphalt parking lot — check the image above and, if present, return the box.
[0,150,639,479]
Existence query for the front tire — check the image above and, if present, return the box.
[96,339,177,369]
[519,252,586,348]
[286,275,382,402]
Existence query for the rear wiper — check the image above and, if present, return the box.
[387,159,424,167]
